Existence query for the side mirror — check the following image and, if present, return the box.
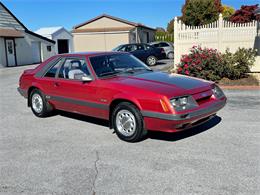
[81,75,93,82]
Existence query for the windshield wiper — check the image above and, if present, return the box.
[99,71,119,77]
[123,68,152,74]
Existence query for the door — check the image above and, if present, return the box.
[50,57,107,119]
[5,39,16,66]
[57,39,69,54]
[131,44,148,61]
[31,42,41,64]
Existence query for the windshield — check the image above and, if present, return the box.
[89,53,152,77]
[112,45,123,51]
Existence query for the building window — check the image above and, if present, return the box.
[47,45,52,52]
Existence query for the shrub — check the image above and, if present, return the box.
[176,46,224,81]
[222,48,257,79]
[176,46,257,81]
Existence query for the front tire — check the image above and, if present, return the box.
[112,102,147,142]
[30,89,53,117]
[146,55,157,66]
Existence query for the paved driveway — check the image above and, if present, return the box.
[0,65,259,195]
[152,59,174,71]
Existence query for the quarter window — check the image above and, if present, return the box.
[44,59,63,78]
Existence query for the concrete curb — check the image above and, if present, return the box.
[220,85,260,90]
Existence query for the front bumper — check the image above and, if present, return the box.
[142,97,226,132]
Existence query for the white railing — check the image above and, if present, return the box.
[174,14,260,72]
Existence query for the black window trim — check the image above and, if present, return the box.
[42,57,65,78]
[35,57,63,78]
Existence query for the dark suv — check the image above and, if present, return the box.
[113,43,166,66]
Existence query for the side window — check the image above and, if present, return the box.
[153,43,160,47]
[44,59,63,78]
[145,45,152,50]
[58,58,90,80]
[159,42,170,47]
[118,46,126,52]
[125,45,137,52]
[136,45,145,50]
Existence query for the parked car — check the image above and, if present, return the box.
[149,41,174,59]
[112,43,166,66]
[18,52,226,142]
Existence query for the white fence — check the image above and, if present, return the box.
[174,14,260,72]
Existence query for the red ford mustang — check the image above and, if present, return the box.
[18,52,226,142]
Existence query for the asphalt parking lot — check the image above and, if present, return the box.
[151,59,174,71]
[0,65,259,195]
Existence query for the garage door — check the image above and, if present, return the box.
[31,42,41,63]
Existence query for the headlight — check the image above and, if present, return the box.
[170,96,198,111]
[212,85,225,99]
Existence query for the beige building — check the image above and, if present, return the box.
[0,2,55,67]
[72,14,155,52]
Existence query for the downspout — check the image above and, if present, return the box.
[135,27,138,43]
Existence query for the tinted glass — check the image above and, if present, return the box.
[58,58,90,79]
[152,43,160,47]
[125,45,137,52]
[112,45,123,51]
[90,54,151,77]
[44,59,63,78]
[159,42,170,47]
[136,44,145,50]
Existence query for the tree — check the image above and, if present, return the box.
[229,4,260,23]
[222,5,235,20]
[166,18,174,34]
[181,0,223,26]
[155,27,165,33]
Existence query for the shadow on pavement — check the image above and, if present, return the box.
[55,111,221,142]
[147,115,222,142]
[57,110,109,128]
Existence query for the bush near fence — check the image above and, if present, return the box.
[155,34,174,42]
[174,14,260,72]
[175,46,257,82]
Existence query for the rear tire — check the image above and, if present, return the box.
[112,102,147,142]
[146,55,157,66]
[30,89,53,117]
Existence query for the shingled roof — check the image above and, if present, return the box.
[73,14,155,31]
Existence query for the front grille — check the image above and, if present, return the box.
[196,95,212,105]
[193,89,213,105]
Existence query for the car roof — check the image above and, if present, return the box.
[55,51,128,58]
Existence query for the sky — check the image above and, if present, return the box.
[1,0,259,31]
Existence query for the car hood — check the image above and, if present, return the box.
[107,71,213,98]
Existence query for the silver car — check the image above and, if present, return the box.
[149,41,174,59]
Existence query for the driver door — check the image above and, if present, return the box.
[50,57,106,119]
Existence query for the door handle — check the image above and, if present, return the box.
[54,82,60,87]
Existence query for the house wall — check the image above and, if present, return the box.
[0,4,24,30]
[52,30,74,54]
[15,32,55,65]
[174,14,260,72]
[73,32,129,52]
[138,28,155,43]
[77,17,133,29]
